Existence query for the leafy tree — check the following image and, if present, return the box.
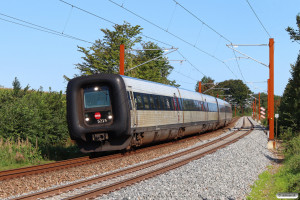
[12,77,21,95]
[195,78,252,110]
[195,76,219,96]
[277,13,300,136]
[133,42,178,86]
[217,79,252,107]
[74,22,178,86]
[286,13,300,42]
[278,53,300,134]
[75,22,142,75]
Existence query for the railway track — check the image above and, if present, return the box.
[0,117,239,181]
[13,117,252,200]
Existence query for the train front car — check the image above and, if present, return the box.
[66,74,131,153]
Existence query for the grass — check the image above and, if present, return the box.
[0,137,84,171]
[0,137,44,170]
[247,133,300,200]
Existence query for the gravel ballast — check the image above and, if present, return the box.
[96,118,272,200]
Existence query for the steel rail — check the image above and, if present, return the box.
[14,118,246,200]
[66,124,253,199]
[1,118,239,181]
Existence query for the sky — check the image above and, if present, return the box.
[0,0,299,96]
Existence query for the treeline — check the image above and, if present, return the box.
[0,78,69,148]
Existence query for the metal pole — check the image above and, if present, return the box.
[120,44,125,75]
[267,79,270,123]
[235,105,236,117]
[269,38,274,141]
[259,92,261,121]
[255,97,257,120]
[199,81,201,93]
[252,101,254,118]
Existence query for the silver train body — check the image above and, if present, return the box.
[67,74,232,153]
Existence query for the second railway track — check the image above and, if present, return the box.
[0,117,239,181]
[13,117,253,200]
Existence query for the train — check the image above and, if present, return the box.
[66,73,232,153]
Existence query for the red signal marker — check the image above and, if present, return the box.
[94,112,101,119]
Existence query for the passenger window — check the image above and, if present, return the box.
[168,97,174,110]
[135,93,144,110]
[154,95,160,110]
[149,95,155,110]
[165,97,171,110]
[143,94,150,110]
[159,96,165,110]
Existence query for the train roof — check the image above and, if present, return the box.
[121,75,231,106]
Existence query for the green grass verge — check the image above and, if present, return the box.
[247,133,300,200]
[0,137,84,171]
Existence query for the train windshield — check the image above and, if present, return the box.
[84,86,111,109]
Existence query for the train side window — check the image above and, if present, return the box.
[135,93,144,110]
[164,97,171,110]
[168,97,174,110]
[149,95,155,110]
[159,96,165,110]
[154,95,160,110]
[127,92,132,110]
[143,94,150,110]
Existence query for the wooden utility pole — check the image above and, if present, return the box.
[120,44,125,75]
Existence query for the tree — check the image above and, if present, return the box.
[277,13,300,135]
[76,22,142,75]
[74,22,178,86]
[195,76,216,95]
[12,77,21,94]
[217,79,252,107]
[133,42,178,86]
[286,13,300,42]
[278,53,300,134]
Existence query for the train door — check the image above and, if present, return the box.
[215,98,220,124]
[176,88,184,124]
[173,93,180,123]
[127,86,137,127]
[204,98,208,122]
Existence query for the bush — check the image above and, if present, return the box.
[0,138,43,169]
[0,87,69,148]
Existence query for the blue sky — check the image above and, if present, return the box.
[0,0,299,96]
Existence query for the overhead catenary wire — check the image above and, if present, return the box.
[245,0,272,38]
[108,0,238,79]
[173,0,232,43]
[59,0,209,81]
[62,5,73,34]
[172,0,246,81]
[0,12,94,44]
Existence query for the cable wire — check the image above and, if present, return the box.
[173,0,232,43]
[245,0,272,38]
[59,0,209,81]
[108,0,238,79]
[0,12,93,44]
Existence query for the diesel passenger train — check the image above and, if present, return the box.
[67,74,232,153]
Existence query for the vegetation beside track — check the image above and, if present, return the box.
[247,132,300,199]
[0,79,83,170]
